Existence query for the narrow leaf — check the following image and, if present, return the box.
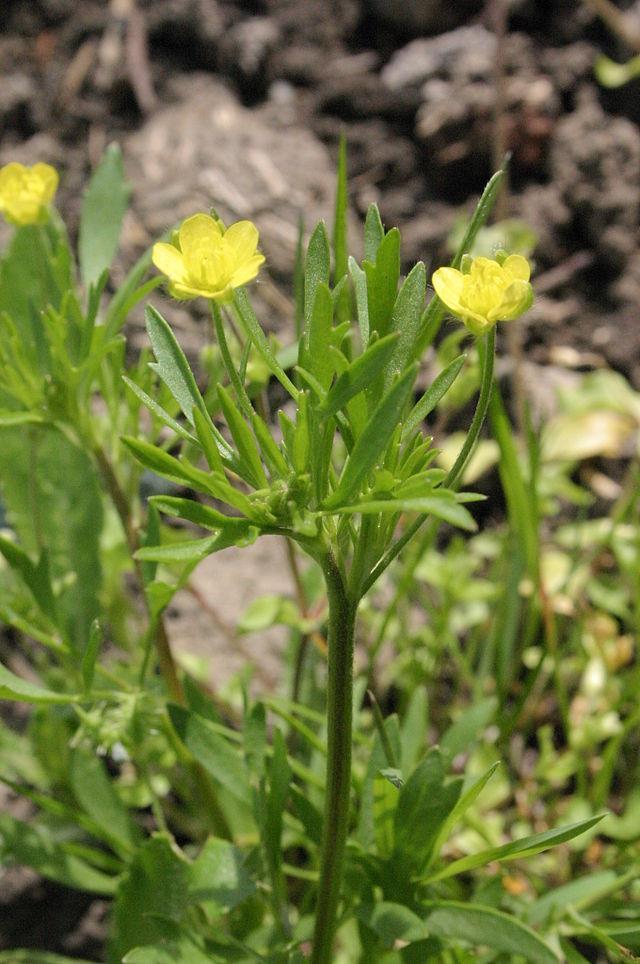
[424,901,559,963]
[385,262,426,386]
[304,222,331,323]
[150,495,244,531]
[349,256,370,348]
[324,365,417,509]
[422,815,606,884]
[169,706,251,805]
[364,204,384,262]
[319,332,399,420]
[233,289,298,398]
[122,375,198,444]
[217,384,268,489]
[403,355,466,437]
[78,143,130,288]
[364,227,400,340]
[329,495,476,531]
[145,305,209,428]
[0,663,78,705]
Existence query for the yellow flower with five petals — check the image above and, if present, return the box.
[0,162,59,226]
[432,254,533,336]
[152,213,265,302]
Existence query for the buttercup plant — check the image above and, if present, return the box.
[0,147,610,963]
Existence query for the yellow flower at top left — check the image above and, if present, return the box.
[152,213,265,302]
[0,162,59,226]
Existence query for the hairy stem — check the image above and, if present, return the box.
[311,553,357,964]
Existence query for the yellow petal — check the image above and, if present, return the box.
[469,257,503,282]
[168,280,209,300]
[0,164,22,207]
[152,242,188,283]
[432,267,465,314]
[178,214,223,261]
[502,254,530,283]
[495,280,534,321]
[230,253,265,288]
[224,220,260,261]
[32,163,59,202]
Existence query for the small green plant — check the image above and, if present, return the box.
[0,148,630,963]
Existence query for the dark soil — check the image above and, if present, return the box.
[1,0,640,956]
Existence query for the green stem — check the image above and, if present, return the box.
[362,327,496,595]
[311,553,357,964]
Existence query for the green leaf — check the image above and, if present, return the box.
[364,203,384,262]
[0,411,45,426]
[424,901,560,963]
[385,262,426,386]
[292,390,311,473]
[233,289,298,399]
[422,815,606,884]
[81,618,102,693]
[124,941,213,964]
[304,282,335,390]
[149,495,244,531]
[112,833,190,961]
[324,364,417,509]
[169,706,252,806]
[440,697,497,765]
[188,836,256,910]
[400,687,428,776]
[373,770,399,859]
[429,762,500,864]
[349,255,370,348]
[527,870,619,926]
[304,221,331,324]
[145,305,210,428]
[70,748,140,854]
[0,537,57,622]
[217,383,267,488]
[78,143,130,287]
[251,412,289,478]
[0,813,117,894]
[364,228,400,340]
[0,953,98,963]
[358,902,428,946]
[319,332,399,420]
[0,662,78,705]
[490,386,539,578]
[261,728,291,924]
[0,426,103,646]
[135,531,253,564]
[393,749,461,874]
[122,437,255,517]
[329,495,477,531]
[192,405,227,472]
[122,375,198,444]
[403,354,466,437]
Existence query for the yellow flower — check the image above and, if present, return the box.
[0,162,59,226]
[432,254,533,336]
[152,213,265,302]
